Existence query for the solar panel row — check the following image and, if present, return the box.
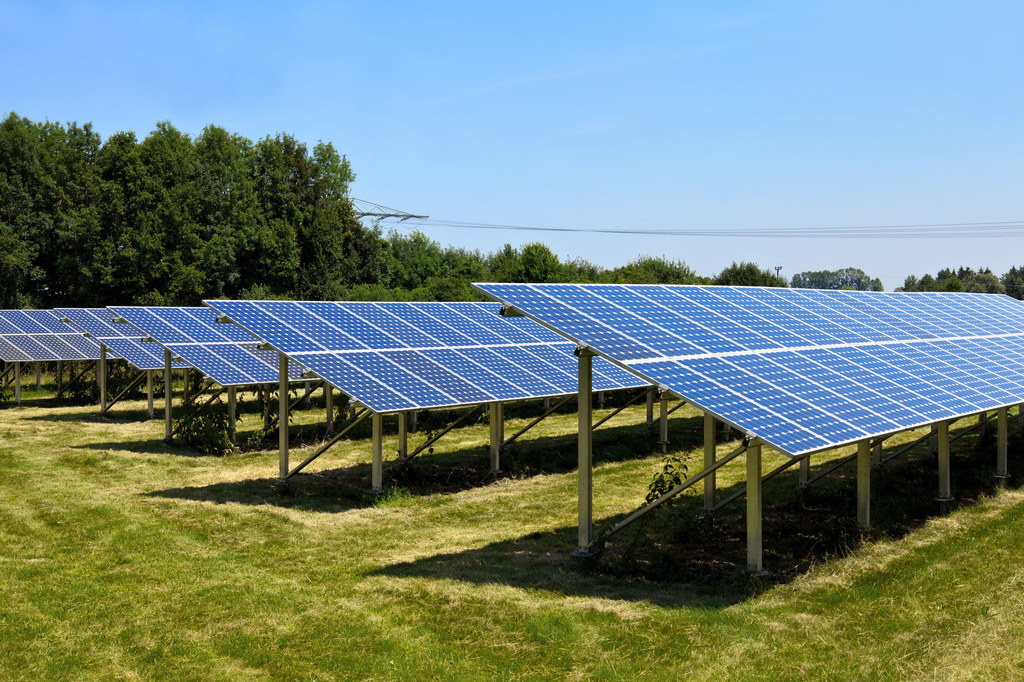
[205,300,648,413]
[474,284,1024,456]
[57,308,172,371]
[0,309,101,363]
[109,306,305,386]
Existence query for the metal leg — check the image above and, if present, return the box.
[799,454,809,489]
[746,442,763,574]
[703,412,715,513]
[325,384,334,433]
[56,360,62,397]
[278,353,289,484]
[228,386,237,442]
[398,410,408,462]
[14,362,21,405]
[489,402,503,473]
[658,394,668,454]
[597,391,605,410]
[147,370,154,418]
[646,387,654,436]
[371,413,383,492]
[98,344,108,413]
[937,421,952,509]
[409,409,418,434]
[930,423,939,457]
[35,362,40,390]
[183,367,190,403]
[997,407,1009,483]
[872,440,882,467]
[163,350,172,442]
[857,439,871,531]
[303,380,311,407]
[575,352,594,556]
[543,397,550,410]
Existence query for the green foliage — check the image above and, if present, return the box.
[608,255,706,284]
[899,266,1009,295]
[646,454,689,503]
[791,267,883,291]
[174,396,235,456]
[712,261,785,287]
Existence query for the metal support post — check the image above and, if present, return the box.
[14,362,21,405]
[371,412,383,492]
[646,387,654,436]
[56,360,62,397]
[746,442,763,574]
[228,386,237,442]
[398,410,408,462]
[659,393,668,454]
[303,380,311,407]
[575,351,594,556]
[703,412,715,514]
[543,397,550,410]
[597,391,605,410]
[183,367,190,403]
[930,423,939,457]
[35,362,40,389]
[489,402,503,473]
[936,420,952,510]
[872,440,882,467]
[325,385,334,433]
[978,411,989,442]
[996,406,1009,483]
[163,350,172,442]
[147,370,154,418]
[278,353,289,485]
[857,439,871,531]
[409,409,418,434]
[98,344,108,414]
[798,454,809,489]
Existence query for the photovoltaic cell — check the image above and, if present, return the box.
[0,309,101,362]
[109,306,305,386]
[474,283,1024,457]
[205,300,650,413]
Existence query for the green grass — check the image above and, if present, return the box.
[1,379,1024,679]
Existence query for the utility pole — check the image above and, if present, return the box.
[775,266,783,284]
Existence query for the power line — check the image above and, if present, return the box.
[405,218,1024,239]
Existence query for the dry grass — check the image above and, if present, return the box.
[0,379,1023,679]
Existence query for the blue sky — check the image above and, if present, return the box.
[2,1,1022,289]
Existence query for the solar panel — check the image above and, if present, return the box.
[0,309,101,362]
[57,308,172,371]
[474,284,1024,457]
[204,300,650,413]
[108,306,305,387]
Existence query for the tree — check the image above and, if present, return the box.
[791,267,882,291]
[607,255,705,284]
[712,261,784,287]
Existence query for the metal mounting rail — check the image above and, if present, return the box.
[501,396,574,448]
[103,369,148,413]
[590,389,648,431]
[406,404,484,462]
[604,440,750,539]
[285,408,371,480]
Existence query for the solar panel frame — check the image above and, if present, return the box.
[474,283,1024,458]
[0,309,102,362]
[108,306,306,387]
[204,300,651,414]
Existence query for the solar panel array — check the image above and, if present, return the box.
[204,300,648,413]
[0,309,101,362]
[109,306,305,387]
[57,308,174,371]
[474,284,1024,457]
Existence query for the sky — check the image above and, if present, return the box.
[2,1,1022,290]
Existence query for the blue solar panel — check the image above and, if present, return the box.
[0,309,101,362]
[205,300,649,412]
[475,283,1024,457]
[109,306,301,386]
[58,308,173,371]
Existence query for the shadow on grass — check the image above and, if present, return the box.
[372,429,1023,603]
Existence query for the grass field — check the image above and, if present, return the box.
[1,379,1023,680]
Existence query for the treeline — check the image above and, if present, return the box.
[12,113,1020,307]
[0,113,375,307]
[898,266,1024,297]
